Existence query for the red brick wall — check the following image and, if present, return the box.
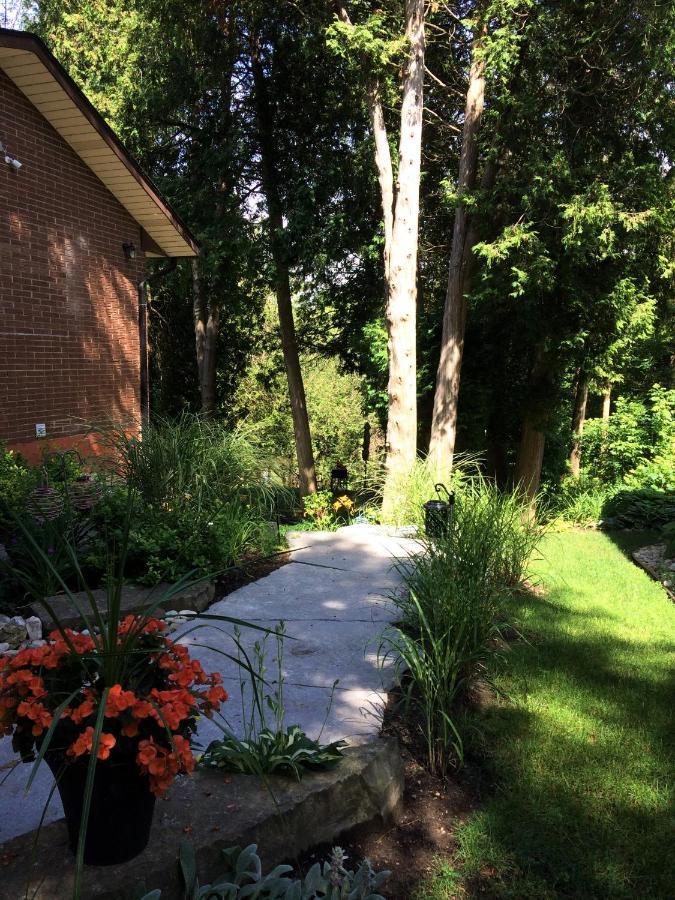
[0,69,144,460]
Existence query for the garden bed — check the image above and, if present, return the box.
[632,542,675,600]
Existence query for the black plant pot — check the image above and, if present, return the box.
[45,749,156,866]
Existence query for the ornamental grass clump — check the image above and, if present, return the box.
[382,477,543,775]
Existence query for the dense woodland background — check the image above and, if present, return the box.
[23,0,675,503]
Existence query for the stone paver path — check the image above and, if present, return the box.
[0,525,417,844]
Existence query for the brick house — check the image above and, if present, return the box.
[0,29,198,463]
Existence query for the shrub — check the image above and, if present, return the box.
[381,479,542,775]
[232,349,376,485]
[580,385,674,485]
[302,489,336,529]
[98,415,288,518]
[624,451,675,492]
[602,488,675,529]
[0,446,37,528]
[85,488,270,586]
[547,476,615,526]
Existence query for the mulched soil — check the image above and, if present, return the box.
[295,692,483,900]
[213,548,291,601]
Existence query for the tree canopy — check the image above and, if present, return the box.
[26,0,674,498]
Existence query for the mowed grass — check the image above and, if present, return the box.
[418,529,675,899]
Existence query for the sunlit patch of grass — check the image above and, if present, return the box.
[421,530,675,899]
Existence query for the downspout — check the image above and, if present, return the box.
[138,260,177,428]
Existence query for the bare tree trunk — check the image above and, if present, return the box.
[202,305,219,417]
[250,29,317,495]
[336,8,394,286]
[428,23,487,474]
[569,373,589,477]
[383,0,425,487]
[337,2,424,507]
[515,417,546,502]
[601,381,612,420]
[191,258,218,417]
[367,79,394,286]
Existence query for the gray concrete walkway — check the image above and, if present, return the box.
[0,524,417,844]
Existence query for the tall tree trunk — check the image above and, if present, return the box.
[428,23,488,475]
[202,305,219,417]
[601,381,612,420]
[191,258,218,417]
[249,29,317,495]
[569,373,589,477]
[337,2,424,506]
[515,417,546,502]
[367,78,394,286]
[384,0,425,488]
[336,9,394,288]
[515,347,548,505]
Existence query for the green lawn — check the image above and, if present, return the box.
[419,529,675,899]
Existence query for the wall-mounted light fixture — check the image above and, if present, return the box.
[122,242,137,260]
[0,140,21,171]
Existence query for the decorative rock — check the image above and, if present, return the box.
[0,614,9,626]
[25,617,42,642]
[0,642,9,653]
[32,580,215,630]
[0,624,28,650]
[9,616,26,628]
[28,640,46,649]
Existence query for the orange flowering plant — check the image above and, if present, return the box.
[0,615,228,796]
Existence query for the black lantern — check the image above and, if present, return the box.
[423,483,454,539]
[330,462,349,492]
[122,241,137,260]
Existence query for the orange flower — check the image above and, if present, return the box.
[67,727,116,760]
[16,700,52,736]
[131,699,155,721]
[66,695,95,725]
[105,684,136,717]
[136,737,191,796]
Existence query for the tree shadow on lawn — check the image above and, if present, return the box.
[460,590,675,899]
[601,527,663,561]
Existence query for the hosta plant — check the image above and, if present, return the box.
[200,723,345,778]
[200,624,345,778]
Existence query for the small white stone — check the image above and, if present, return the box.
[0,642,10,653]
[9,616,26,628]
[178,609,197,617]
[25,616,42,641]
[29,639,46,648]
